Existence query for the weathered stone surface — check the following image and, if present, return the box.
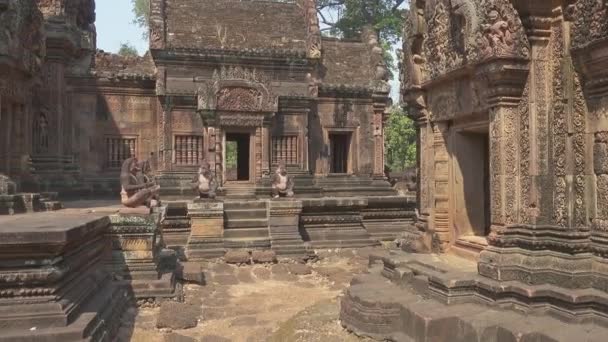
[225,250,251,264]
[287,264,313,275]
[157,302,201,330]
[252,250,277,263]
[200,335,230,342]
[230,316,257,327]
[252,267,272,280]
[213,274,239,286]
[164,333,198,342]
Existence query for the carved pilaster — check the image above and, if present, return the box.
[432,122,449,251]
[158,98,172,171]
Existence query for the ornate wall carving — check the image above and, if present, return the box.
[572,0,608,50]
[418,0,529,80]
[197,66,278,113]
[0,0,45,75]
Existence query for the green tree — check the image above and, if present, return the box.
[385,105,416,172]
[317,0,406,72]
[118,42,139,57]
[131,0,150,38]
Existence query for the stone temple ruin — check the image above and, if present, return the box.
[340,0,608,341]
[0,0,415,340]
[3,0,608,341]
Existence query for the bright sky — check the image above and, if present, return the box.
[96,1,147,54]
[95,1,402,101]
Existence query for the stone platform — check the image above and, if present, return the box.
[0,211,128,341]
[340,250,608,342]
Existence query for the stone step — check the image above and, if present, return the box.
[224,218,268,229]
[341,270,606,342]
[224,227,270,239]
[224,201,268,210]
[224,238,271,249]
[224,208,267,220]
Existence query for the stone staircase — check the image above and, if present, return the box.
[223,200,271,249]
[221,182,256,199]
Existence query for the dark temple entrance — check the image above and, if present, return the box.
[329,133,350,174]
[226,132,250,181]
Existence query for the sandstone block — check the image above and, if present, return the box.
[156,302,200,330]
[252,250,277,263]
[177,262,205,284]
[225,250,251,264]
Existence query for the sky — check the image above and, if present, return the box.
[96,1,147,54]
[95,1,402,101]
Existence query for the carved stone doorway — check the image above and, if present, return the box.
[451,123,490,259]
[329,133,351,174]
[225,132,252,182]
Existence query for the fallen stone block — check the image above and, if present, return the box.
[252,250,277,263]
[157,302,201,330]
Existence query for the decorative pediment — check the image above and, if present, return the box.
[197,66,278,113]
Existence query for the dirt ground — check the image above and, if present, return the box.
[116,247,385,342]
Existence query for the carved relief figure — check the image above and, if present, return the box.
[191,160,218,199]
[481,8,514,59]
[34,112,49,154]
[271,162,294,198]
[120,157,161,208]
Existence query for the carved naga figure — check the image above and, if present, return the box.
[120,157,161,208]
[271,162,294,198]
[191,160,218,199]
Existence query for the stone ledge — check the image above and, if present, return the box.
[340,266,608,342]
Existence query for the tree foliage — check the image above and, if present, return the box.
[131,0,150,39]
[317,0,405,75]
[118,42,139,57]
[385,105,416,172]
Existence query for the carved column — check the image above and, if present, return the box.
[372,105,385,178]
[432,122,450,251]
[261,120,271,178]
[158,98,172,171]
[4,103,12,175]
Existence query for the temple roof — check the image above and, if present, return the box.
[320,37,377,88]
[164,0,307,51]
[93,50,156,79]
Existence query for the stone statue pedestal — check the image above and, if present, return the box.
[186,199,225,259]
[268,199,308,258]
[107,208,181,305]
